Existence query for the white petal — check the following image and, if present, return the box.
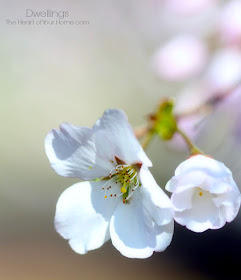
[171,187,195,211]
[174,155,231,178]
[155,220,174,252]
[209,178,239,194]
[110,196,153,259]
[110,188,173,258]
[166,170,206,193]
[45,123,114,180]
[93,109,152,167]
[45,109,152,180]
[222,199,241,222]
[165,178,175,193]
[55,181,119,254]
[213,190,241,222]
[140,166,173,225]
[174,190,221,232]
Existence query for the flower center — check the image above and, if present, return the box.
[196,187,209,197]
[102,164,140,203]
[197,187,203,197]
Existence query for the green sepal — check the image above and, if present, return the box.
[152,99,177,141]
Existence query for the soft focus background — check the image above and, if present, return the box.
[1,0,241,279]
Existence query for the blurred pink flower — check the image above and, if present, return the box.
[169,79,241,152]
[153,35,207,81]
[219,0,241,45]
[206,48,241,92]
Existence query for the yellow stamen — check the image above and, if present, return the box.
[121,186,127,193]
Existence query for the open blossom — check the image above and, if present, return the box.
[166,155,241,232]
[45,109,174,258]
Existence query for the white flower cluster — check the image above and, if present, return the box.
[45,109,241,258]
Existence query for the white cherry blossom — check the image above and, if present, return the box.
[166,155,240,232]
[45,109,174,258]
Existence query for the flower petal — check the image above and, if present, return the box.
[55,181,119,254]
[171,187,195,211]
[165,170,206,193]
[209,176,240,194]
[155,220,174,252]
[45,123,114,180]
[110,188,173,258]
[139,166,174,225]
[174,191,221,232]
[213,190,241,222]
[93,109,152,167]
[222,199,241,222]
[175,155,231,178]
[45,109,152,180]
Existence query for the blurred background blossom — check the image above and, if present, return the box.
[153,34,208,81]
[1,0,241,279]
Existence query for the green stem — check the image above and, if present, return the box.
[141,131,154,150]
[176,128,204,156]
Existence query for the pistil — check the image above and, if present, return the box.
[102,164,140,203]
